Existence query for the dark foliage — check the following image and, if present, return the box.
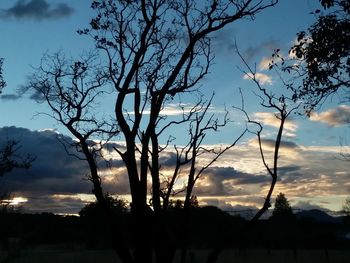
[290,0,350,112]
[271,192,294,220]
[1,207,349,251]
[79,194,128,218]
[343,196,350,217]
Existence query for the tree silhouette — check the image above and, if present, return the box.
[0,58,5,92]
[0,140,35,211]
[0,140,34,177]
[288,0,349,113]
[272,192,294,219]
[206,46,299,263]
[235,47,299,222]
[342,196,350,217]
[79,194,128,219]
[28,1,279,263]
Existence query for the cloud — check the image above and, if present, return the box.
[0,126,91,196]
[258,55,284,71]
[1,126,349,213]
[0,0,74,21]
[0,94,22,100]
[129,103,220,116]
[211,29,236,54]
[248,138,300,154]
[310,105,350,126]
[259,57,273,71]
[194,166,268,196]
[253,112,298,137]
[0,126,131,212]
[21,194,87,214]
[243,40,279,62]
[278,165,301,174]
[243,72,272,85]
[254,112,297,131]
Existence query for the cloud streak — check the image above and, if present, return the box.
[254,112,298,137]
[243,72,272,85]
[243,40,279,62]
[0,0,74,21]
[310,105,350,126]
[0,94,22,101]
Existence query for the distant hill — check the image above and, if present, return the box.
[295,209,343,224]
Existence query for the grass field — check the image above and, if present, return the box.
[1,248,350,263]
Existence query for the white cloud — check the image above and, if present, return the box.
[253,112,298,137]
[129,103,221,116]
[259,57,272,70]
[258,55,283,71]
[310,105,350,126]
[243,72,273,85]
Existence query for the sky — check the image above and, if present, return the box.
[0,0,349,215]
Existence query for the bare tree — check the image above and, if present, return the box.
[0,58,5,92]
[29,1,279,263]
[235,48,300,221]
[205,47,299,263]
[27,53,135,262]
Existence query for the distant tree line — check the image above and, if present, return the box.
[1,197,350,252]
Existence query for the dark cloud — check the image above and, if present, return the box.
[0,94,22,100]
[278,165,301,174]
[0,0,74,21]
[194,167,268,196]
[0,126,133,214]
[261,138,299,150]
[278,165,303,181]
[0,126,91,196]
[211,31,279,58]
[211,29,236,54]
[20,195,87,214]
[243,39,280,62]
[206,166,268,185]
[0,126,134,213]
[159,152,178,167]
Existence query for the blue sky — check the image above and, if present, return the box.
[0,0,349,215]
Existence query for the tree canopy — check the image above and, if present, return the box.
[290,0,350,113]
[272,192,294,219]
[343,196,350,217]
[79,194,128,218]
